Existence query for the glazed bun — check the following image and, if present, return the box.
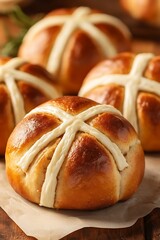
[79,52,160,151]
[18,6,131,94]
[6,96,144,210]
[0,57,61,155]
[120,0,160,26]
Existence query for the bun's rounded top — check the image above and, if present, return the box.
[79,52,160,151]
[6,96,144,210]
[0,56,61,155]
[19,6,131,94]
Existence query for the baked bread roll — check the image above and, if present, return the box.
[18,6,131,94]
[6,96,144,210]
[79,52,160,151]
[120,0,160,26]
[0,57,61,155]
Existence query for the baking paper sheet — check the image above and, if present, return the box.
[0,154,160,240]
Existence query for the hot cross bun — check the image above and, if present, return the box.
[6,96,144,210]
[0,57,61,155]
[79,52,160,151]
[18,6,131,94]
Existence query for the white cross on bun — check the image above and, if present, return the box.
[6,96,144,210]
[18,6,131,95]
[79,52,160,152]
[0,57,61,155]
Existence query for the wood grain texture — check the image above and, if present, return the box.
[144,208,160,240]
[0,208,36,240]
[1,206,160,240]
[0,206,146,240]
[61,218,145,240]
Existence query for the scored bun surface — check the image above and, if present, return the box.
[79,52,160,151]
[0,57,61,155]
[6,96,144,210]
[18,6,131,94]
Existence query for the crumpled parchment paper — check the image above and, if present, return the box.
[0,154,160,240]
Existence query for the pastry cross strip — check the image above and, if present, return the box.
[17,104,133,207]
[0,58,60,124]
[23,7,131,75]
[79,53,160,132]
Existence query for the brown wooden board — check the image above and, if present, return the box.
[1,207,160,239]
[0,207,146,240]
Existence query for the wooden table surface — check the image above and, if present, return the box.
[0,207,160,239]
[0,0,160,239]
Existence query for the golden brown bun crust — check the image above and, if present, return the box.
[0,57,61,155]
[18,7,131,94]
[80,52,160,151]
[6,96,144,210]
[120,0,160,26]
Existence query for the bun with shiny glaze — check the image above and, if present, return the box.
[79,52,160,151]
[6,96,144,210]
[0,57,61,155]
[18,6,131,94]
